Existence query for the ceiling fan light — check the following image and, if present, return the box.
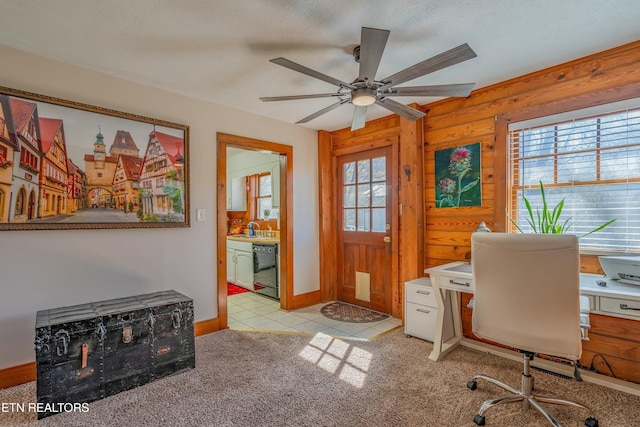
[351,88,377,106]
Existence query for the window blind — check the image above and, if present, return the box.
[508,102,640,252]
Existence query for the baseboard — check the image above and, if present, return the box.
[0,316,221,390]
[290,290,322,310]
[460,338,640,397]
[0,361,36,390]
[194,316,221,336]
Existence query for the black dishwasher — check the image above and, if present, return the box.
[253,243,279,300]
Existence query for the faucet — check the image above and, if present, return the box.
[247,221,260,236]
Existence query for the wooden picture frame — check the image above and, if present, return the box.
[0,86,189,230]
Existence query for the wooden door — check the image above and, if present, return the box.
[337,146,395,314]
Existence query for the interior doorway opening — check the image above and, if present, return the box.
[216,133,293,329]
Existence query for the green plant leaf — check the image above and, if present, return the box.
[460,178,479,193]
[560,218,574,234]
[523,196,537,233]
[507,213,524,233]
[539,180,556,233]
[551,198,565,224]
[580,219,616,238]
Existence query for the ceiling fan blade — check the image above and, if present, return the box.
[381,43,477,88]
[351,106,368,131]
[295,100,349,124]
[270,57,354,89]
[386,83,475,97]
[358,27,390,82]
[375,98,425,121]
[260,93,343,102]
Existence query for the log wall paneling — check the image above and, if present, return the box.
[580,314,640,384]
[423,40,640,383]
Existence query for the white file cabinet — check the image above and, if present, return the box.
[404,277,453,342]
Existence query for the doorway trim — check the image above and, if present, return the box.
[216,132,294,329]
[318,112,424,319]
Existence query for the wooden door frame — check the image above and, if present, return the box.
[335,144,398,314]
[216,132,293,329]
[318,112,425,319]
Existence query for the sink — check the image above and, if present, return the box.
[228,235,271,240]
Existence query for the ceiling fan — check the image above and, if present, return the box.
[260,27,477,131]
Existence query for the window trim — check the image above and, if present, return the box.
[248,171,273,221]
[494,89,640,234]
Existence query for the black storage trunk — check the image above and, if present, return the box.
[35,290,195,419]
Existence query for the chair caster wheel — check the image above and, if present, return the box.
[473,414,486,426]
[585,417,598,427]
[467,380,478,390]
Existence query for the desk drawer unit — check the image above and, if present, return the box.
[404,278,453,342]
[599,296,640,319]
[441,275,474,292]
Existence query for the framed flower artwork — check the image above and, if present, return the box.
[434,142,482,208]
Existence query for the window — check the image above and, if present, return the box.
[20,149,37,170]
[509,99,640,252]
[256,173,272,219]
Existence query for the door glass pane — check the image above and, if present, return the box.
[342,152,387,234]
[344,185,356,208]
[371,157,385,181]
[357,184,370,207]
[357,208,370,231]
[344,209,355,231]
[357,160,370,183]
[371,183,386,207]
[372,208,385,232]
[344,162,356,184]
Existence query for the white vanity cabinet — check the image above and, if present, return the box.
[404,277,453,342]
[227,239,254,290]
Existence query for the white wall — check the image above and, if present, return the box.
[0,45,320,369]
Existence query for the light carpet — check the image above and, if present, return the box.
[1,328,639,426]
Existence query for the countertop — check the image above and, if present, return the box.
[226,235,280,244]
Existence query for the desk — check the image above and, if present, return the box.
[425,261,640,362]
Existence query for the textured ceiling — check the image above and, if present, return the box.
[0,0,639,131]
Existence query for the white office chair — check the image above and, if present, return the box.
[467,233,598,427]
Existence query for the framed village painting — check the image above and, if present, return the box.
[0,86,189,230]
[434,142,482,208]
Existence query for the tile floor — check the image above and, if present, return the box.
[228,291,402,340]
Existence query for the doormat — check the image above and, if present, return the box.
[320,302,389,323]
[227,283,249,296]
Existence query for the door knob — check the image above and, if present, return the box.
[383,236,391,243]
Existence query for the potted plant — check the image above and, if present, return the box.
[508,181,615,238]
